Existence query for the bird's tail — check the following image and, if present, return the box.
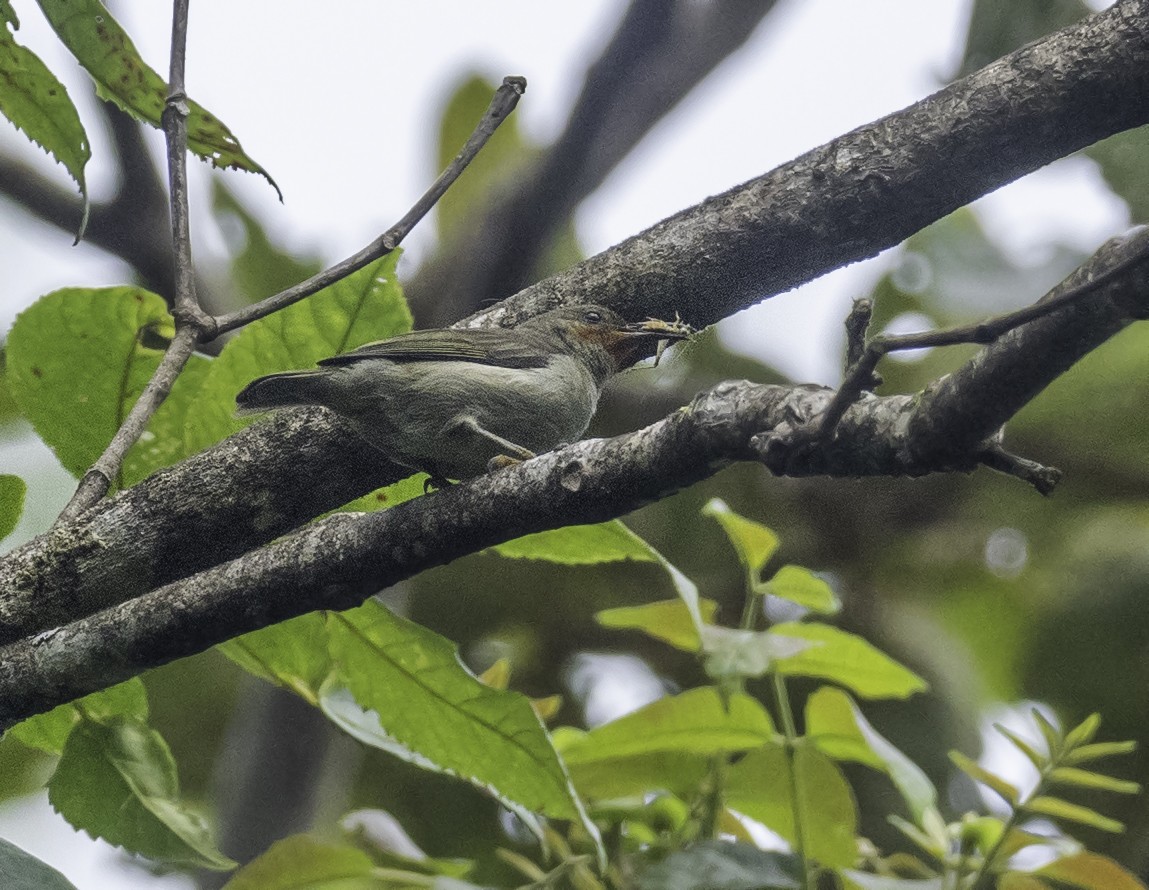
[235,370,334,414]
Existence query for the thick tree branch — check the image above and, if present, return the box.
[2,228,1149,725]
[461,0,1149,330]
[1,3,1147,654]
[409,0,782,325]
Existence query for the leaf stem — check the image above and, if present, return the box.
[770,671,812,890]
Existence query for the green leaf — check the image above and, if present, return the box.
[702,497,779,582]
[0,837,78,890]
[994,724,1048,770]
[1063,713,1102,750]
[7,287,172,478]
[1032,710,1063,760]
[949,751,1019,806]
[9,677,149,754]
[1023,796,1124,833]
[218,612,331,705]
[806,687,937,820]
[221,834,375,890]
[48,717,235,870]
[634,841,802,890]
[185,251,410,455]
[726,742,859,868]
[702,626,817,681]
[596,598,720,652]
[323,601,593,833]
[559,687,776,765]
[0,474,25,540]
[494,520,658,564]
[1047,767,1140,795]
[1063,740,1138,765]
[37,0,278,196]
[839,873,942,890]
[1034,851,1148,890]
[563,750,711,801]
[0,17,89,228]
[763,564,841,615]
[771,623,928,700]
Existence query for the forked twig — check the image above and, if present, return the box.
[54,4,527,523]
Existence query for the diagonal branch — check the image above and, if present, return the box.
[4,225,1149,725]
[1,3,1148,652]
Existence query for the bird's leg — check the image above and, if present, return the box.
[446,415,537,474]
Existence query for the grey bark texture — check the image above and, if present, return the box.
[1,0,1149,724]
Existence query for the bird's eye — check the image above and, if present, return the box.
[583,310,603,324]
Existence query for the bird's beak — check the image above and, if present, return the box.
[611,314,695,368]
[620,315,695,342]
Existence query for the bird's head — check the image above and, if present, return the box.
[527,304,695,378]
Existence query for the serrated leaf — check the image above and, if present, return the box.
[37,0,278,196]
[702,497,779,583]
[7,287,172,479]
[1062,740,1138,765]
[559,687,775,765]
[1023,796,1124,833]
[0,837,78,890]
[994,724,1048,770]
[771,623,928,700]
[701,626,817,681]
[324,601,595,841]
[1063,713,1102,750]
[494,520,658,564]
[806,687,937,820]
[634,841,802,890]
[726,742,859,868]
[596,598,720,652]
[763,564,841,615]
[218,612,331,704]
[48,717,234,870]
[184,251,410,455]
[0,20,89,230]
[1047,767,1140,795]
[950,751,1019,805]
[9,677,148,754]
[1034,851,1148,890]
[0,473,25,540]
[221,834,375,890]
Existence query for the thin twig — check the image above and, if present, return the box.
[212,75,528,336]
[815,241,1149,440]
[57,327,200,524]
[55,0,201,524]
[53,72,528,523]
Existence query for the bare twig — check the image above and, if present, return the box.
[813,238,1149,441]
[56,0,202,524]
[212,76,528,336]
[843,298,875,376]
[52,73,528,523]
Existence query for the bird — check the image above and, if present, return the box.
[236,303,693,485]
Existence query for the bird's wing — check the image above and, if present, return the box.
[318,328,551,369]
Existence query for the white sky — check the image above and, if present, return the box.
[0,2,1129,887]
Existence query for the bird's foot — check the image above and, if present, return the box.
[423,474,454,493]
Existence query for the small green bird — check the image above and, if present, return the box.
[236,304,692,484]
